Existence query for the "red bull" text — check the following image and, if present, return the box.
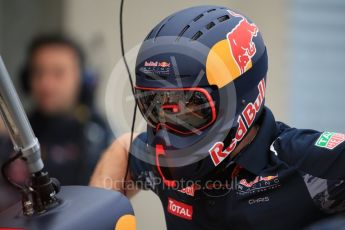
[209,79,266,166]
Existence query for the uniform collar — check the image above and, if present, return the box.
[233,107,278,175]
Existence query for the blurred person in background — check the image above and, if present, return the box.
[17,35,114,185]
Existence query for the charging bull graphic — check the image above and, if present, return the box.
[226,10,258,74]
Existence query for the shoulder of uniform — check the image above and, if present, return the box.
[272,122,345,179]
[272,123,322,163]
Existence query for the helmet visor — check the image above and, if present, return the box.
[135,87,217,135]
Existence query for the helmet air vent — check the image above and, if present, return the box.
[154,24,166,41]
[207,8,216,13]
[176,25,190,41]
[205,22,215,30]
[191,31,203,41]
[217,15,230,23]
[145,29,155,40]
[193,14,204,22]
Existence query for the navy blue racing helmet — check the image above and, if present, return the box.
[134,5,268,187]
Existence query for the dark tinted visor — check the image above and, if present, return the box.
[135,87,217,135]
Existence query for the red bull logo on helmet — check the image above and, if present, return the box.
[226,10,259,74]
[144,61,171,68]
[143,60,171,76]
[205,11,260,89]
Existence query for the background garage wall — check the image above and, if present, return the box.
[0,0,3,53]
[0,0,63,98]
[289,0,345,131]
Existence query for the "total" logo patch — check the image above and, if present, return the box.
[167,198,193,220]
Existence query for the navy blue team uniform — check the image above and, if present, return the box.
[130,108,345,230]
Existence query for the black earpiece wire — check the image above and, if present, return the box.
[119,0,137,196]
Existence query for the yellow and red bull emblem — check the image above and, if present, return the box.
[206,10,259,89]
[226,10,258,75]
